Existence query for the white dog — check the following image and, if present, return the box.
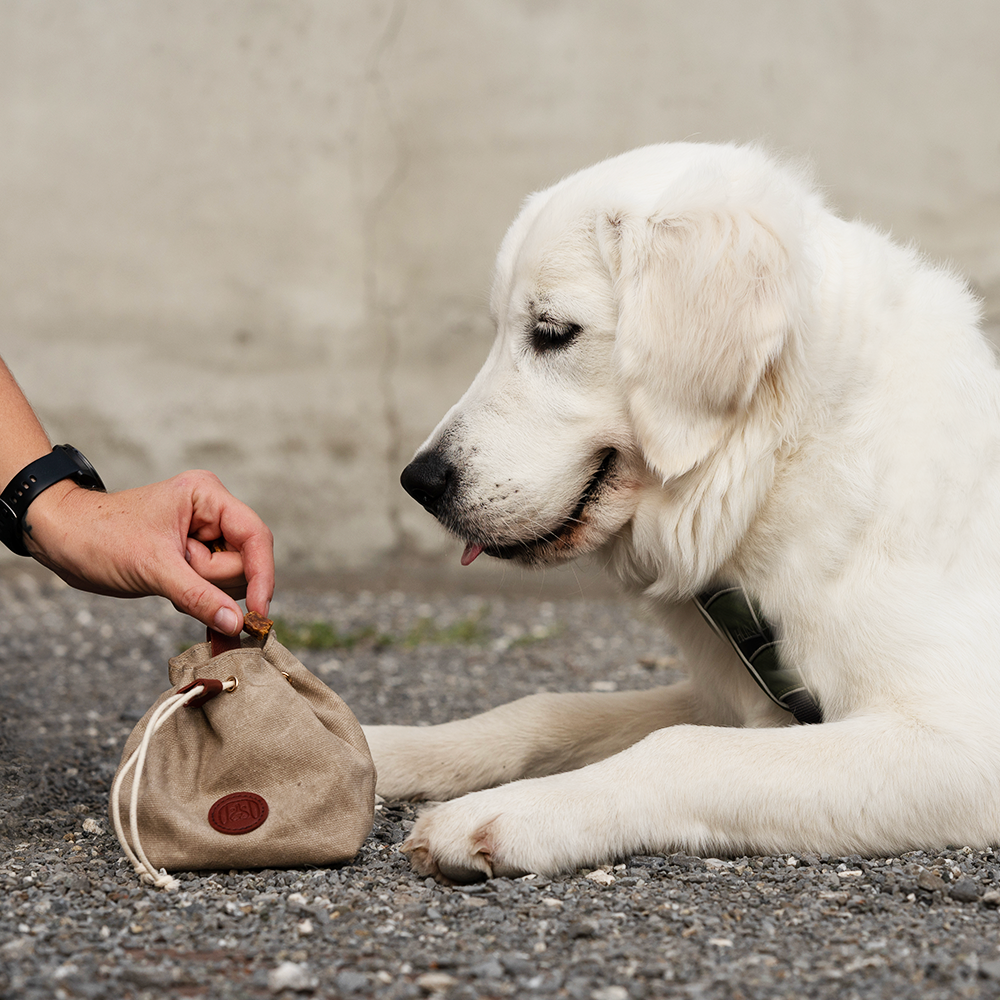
[364,141,1000,884]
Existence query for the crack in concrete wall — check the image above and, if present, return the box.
[354,0,410,555]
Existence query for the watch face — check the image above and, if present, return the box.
[61,445,94,475]
[0,496,17,525]
[55,445,105,492]
[0,496,23,552]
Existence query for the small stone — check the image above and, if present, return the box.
[916,870,947,892]
[0,936,34,959]
[667,853,703,870]
[469,957,505,979]
[638,655,678,669]
[982,889,1000,907]
[948,878,980,903]
[584,869,615,885]
[416,972,457,992]
[268,962,317,994]
[119,965,175,988]
[335,970,369,993]
[527,971,564,991]
[981,958,1000,979]
[82,818,103,835]
[501,955,536,976]
[592,988,629,1000]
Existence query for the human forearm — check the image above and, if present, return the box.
[0,357,53,482]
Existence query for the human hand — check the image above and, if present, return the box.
[22,470,274,635]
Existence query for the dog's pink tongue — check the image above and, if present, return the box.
[461,542,484,566]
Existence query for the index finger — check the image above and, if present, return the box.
[212,505,274,617]
[237,530,275,616]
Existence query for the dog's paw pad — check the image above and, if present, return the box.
[401,835,491,885]
[399,837,438,877]
[400,813,501,885]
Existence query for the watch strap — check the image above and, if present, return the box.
[0,445,106,556]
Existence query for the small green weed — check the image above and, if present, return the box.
[507,622,564,647]
[270,607,493,651]
[179,606,561,654]
[398,608,492,649]
[270,617,386,651]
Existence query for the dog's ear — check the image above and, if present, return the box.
[598,209,791,480]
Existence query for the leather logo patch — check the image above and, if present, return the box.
[208,792,269,835]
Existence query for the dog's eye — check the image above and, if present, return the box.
[531,320,581,353]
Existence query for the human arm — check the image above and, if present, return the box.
[0,357,274,634]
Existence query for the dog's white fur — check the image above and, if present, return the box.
[364,142,1000,883]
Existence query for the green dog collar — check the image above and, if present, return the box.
[694,586,823,725]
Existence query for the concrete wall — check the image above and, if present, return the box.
[2,0,999,574]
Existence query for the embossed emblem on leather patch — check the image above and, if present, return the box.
[208,792,269,835]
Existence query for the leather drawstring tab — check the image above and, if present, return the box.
[177,677,225,708]
[208,628,242,657]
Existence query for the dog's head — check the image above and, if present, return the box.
[401,143,818,574]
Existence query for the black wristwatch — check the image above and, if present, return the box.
[0,445,106,556]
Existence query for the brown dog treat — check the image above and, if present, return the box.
[243,611,274,639]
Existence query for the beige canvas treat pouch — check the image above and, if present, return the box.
[109,616,376,890]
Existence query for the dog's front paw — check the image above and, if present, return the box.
[402,806,504,885]
[400,784,564,885]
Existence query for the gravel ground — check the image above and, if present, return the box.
[4,565,1000,999]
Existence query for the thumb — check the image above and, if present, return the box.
[161,558,244,635]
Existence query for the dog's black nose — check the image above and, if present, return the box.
[400,451,454,513]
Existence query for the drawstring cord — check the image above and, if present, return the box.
[111,677,237,891]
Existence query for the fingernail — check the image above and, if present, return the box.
[214,607,240,635]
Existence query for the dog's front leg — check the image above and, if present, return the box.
[364,680,698,801]
[401,713,989,883]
